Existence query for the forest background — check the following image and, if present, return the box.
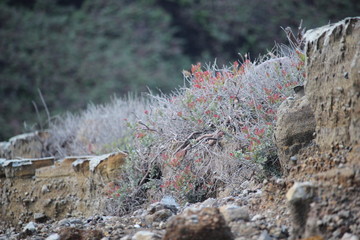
[1,0,359,140]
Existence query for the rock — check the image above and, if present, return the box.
[0,142,10,159]
[304,17,360,151]
[163,207,234,240]
[72,158,90,175]
[58,227,104,240]
[258,230,273,240]
[46,233,60,240]
[219,205,250,222]
[1,131,50,159]
[160,195,179,214]
[89,151,127,179]
[275,95,315,173]
[34,212,48,223]
[23,221,36,234]
[3,157,54,178]
[0,158,6,178]
[145,209,173,226]
[132,231,160,240]
[1,152,128,226]
[286,182,315,240]
[41,184,50,193]
[341,233,359,240]
[251,214,264,221]
[300,237,324,240]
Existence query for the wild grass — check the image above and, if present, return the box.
[47,94,150,157]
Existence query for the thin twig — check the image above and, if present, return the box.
[138,121,158,132]
[32,101,43,130]
[37,89,51,125]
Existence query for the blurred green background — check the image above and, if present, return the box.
[1,0,359,140]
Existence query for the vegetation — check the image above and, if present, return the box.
[1,0,359,140]
[48,39,306,213]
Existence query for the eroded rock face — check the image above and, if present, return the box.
[275,93,316,173]
[0,151,127,228]
[304,17,360,151]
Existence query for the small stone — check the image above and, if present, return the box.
[286,182,315,239]
[251,214,264,221]
[258,230,272,240]
[69,218,83,225]
[134,224,141,228]
[58,219,70,227]
[160,195,179,212]
[23,221,36,233]
[341,233,359,240]
[286,182,315,202]
[41,185,50,194]
[34,212,47,223]
[220,205,250,222]
[338,210,350,218]
[275,178,285,187]
[153,209,173,222]
[159,221,166,229]
[120,236,132,240]
[132,231,158,240]
[46,233,60,240]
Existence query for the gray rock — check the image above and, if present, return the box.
[251,214,264,221]
[341,233,359,240]
[34,212,47,223]
[23,221,36,233]
[41,185,50,194]
[132,231,160,240]
[258,231,273,240]
[46,233,60,240]
[220,205,250,222]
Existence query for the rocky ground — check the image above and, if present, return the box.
[1,17,359,240]
[1,146,359,240]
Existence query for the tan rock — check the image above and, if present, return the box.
[286,182,315,240]
[219,205,250,223]
[1,152,127,226]
[132,231,160,240]
[163,207,234,240]
[6,131,50,159]
[89,151,127,179]
[304,17,360,150]
[3,157,54,178]
[275,95,315,173]
[58,227,104,240]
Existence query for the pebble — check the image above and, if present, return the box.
[258,230,273,240]
[46,233,60,240]
[23,221,36,232]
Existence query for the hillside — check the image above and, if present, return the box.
[0,17,359,240]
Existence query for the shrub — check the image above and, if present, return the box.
[114,44,306,207]
[49,43,305,214]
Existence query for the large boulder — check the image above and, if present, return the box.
[163,207,234,240]
[304,17,360,151]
